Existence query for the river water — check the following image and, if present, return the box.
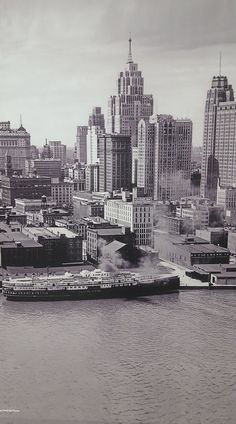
[0,291,236,424]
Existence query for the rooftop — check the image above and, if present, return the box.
[154,230,229,254]
[81,216,108,224]
[103,240,126,253]
[22,226,78,240]
[15,198,54,204]
[88,227,124,236]
[1,239,42,249]
[49,227,79,238]
[23,227,59,239]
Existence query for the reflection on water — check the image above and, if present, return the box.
[0,291,236,424]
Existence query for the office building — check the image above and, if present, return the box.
[87,126,103,165]
[137,119,155,197]
[88,107,105,130]
[51,181,74,207]
[132,147,139,186]
[97,134,132,193]
[215,101,236,188]
[201,75,234,200]
[217,185,236,210]
[104,192,153,246]
[0,175,52,206]
[0,121,31,174]
[176,119,192,179]
[76,126,88,163]
[107,38,153,147]
[85,164,99,192]
[49,140,67,165]
[149,115,192,201]
[33,159,62,180]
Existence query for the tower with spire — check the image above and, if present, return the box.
[107,37,153,147]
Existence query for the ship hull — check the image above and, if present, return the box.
[3,276,179,301]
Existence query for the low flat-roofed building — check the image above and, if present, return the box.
[73,192,105,220]
[0,226,43,268]
[54,217,80,233]
[187,263,236,282]
[15,198,55,214]
[196,228,228,248]
[22,226,82,266]
[26,207,71,226]
[0,208,27,225]
[209,263,236,285]
[153,230,230,268]
[78,216,118,240]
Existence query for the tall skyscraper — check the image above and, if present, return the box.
[49,140,67,165]
[137,119,155,197]
[138,115,192,201]
[175,119,192,179]
[86,126,103,165]
[107,38,153,147]
[97,134,132,193]
[215,101,236,187]
[76,126,88,163]
[201,75,234,200]
[88,107,105,131]
[0,121,31,174]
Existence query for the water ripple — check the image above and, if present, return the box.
[0,291,236,423]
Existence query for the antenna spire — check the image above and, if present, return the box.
[219,51,222,76]
[20,114,22,127]
[127,34,133,63]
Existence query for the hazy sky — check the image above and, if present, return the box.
[0,0,236,147]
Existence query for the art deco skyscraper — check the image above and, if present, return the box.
[201,76,234,200]
[215,101,236,187]
[107,38,153,147]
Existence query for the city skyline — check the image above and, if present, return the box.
[0,0,236,147]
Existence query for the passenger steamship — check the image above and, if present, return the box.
[2,269,180,301]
